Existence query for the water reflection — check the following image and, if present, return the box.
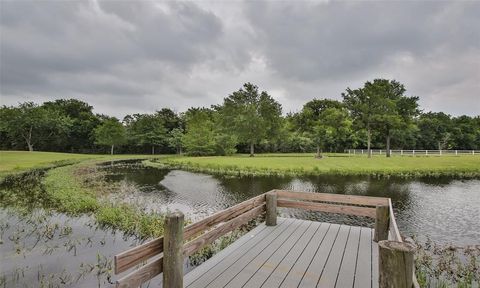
[103,162,480,246]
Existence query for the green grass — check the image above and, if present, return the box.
[0,151,157,179]
[154,153,480,177]
[0,151,166,238]
[40,159,166,238]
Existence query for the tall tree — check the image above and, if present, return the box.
[343,79,419,157]
[125,114,167,154]
[373,80,419,157]
[309,107,352,158]
[416,112,452,150]
[217,83,282,156]
[94,118,126,155]
[0,102,71,151]
[43,99,100,152]
[182,108,217,156]
[168,128,184,154]
[343,84,379,158]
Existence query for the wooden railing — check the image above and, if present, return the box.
[113,190,417,287]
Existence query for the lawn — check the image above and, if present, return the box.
[0,151,156,178]
[156,153,480,177]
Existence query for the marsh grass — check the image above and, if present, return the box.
[414,237,480,287]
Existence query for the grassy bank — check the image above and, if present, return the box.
[0,151,166,238]
[0,151,160,180]
[150,153,480,177]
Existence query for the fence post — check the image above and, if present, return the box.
[401,149,403,156]
[266,191,277,226]
[426,150,428,155]
[456,150,458,155]
[362,149,364,154]
[413,149,415,156]
[439,149,442,155]
[374,205,389,242]
[473,150,475,155]
[163,211,184,288]
[378,240,416,288]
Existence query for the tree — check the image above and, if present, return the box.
[309,107,352,158]
[416,112,452,150]
[217,83,282,156]
[125,114,167,154]
[43,99,100,152]
[450,115,480,150]
[182,108,217,156]
[168,128,184,154]
[343,79,419,158]
[343,85,380,158]
[373,80,419,157]
[94,118,126,154]
[0,102,71,151]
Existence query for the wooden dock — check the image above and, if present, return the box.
[185,218,378,288]
[113,190,418,288]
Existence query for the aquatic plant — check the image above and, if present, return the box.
[414,237,480,287]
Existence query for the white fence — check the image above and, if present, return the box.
[345,149,480,156]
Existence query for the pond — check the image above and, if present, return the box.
[1,160,478,287]
[103,161,480,246]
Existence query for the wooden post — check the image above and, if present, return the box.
[266,192,277,226]
[163,211,184,288]
[374,205,389,242]
[378,240,416,288]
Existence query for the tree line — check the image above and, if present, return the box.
[1,79,479,157]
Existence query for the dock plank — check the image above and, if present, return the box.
[285,224,340,287]
[184,221,271,286]
[187,218,295,288]
[317,225,351,287]
[353,227,373,288]
[259,222,327,288]
[242,221,320,288]
[209,218,302,287]
[334,226,361,288]
[225,220,312,288]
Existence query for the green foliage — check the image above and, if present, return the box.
[343,79,420,156]
[168,128,185,154]
[124,113,168,154]
[94,118,126,154]
[42,166,99,214]
[216,83,282,156]
[182,108,217,156]
[0,102,72,151]
[0,79,478,155]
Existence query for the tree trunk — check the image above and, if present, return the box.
[249,142,254,157]
[27,142,34,152]
[386,133,391,158]
[152,145,155,155]
[111,145,114,155]
[316,145,321,158]
[367,127,372,158]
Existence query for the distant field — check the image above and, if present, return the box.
[158,153,480,177]
[0,151,156,178]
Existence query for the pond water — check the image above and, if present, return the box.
[0,207,152,287]
[103,161,480,246]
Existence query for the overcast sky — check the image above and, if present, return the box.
[1,0,479,118]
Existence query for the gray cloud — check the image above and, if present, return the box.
[1,0,479,117]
